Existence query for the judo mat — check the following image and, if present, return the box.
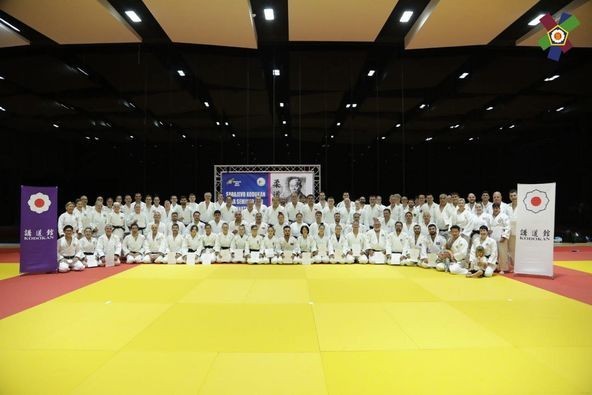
[0,250,591,394]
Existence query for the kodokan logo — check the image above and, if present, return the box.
[28,192,51,214]
[537,12,580,61]
[257,177,266,187]
[523,189,550,214]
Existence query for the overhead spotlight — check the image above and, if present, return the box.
[52,123,59,128]
[499,126,504,130]
[346,104,351,108]
[125,10,142,23]
[273,69,280,76]
[419,103,427,109]
[263,8,275,21]
[528,14,545,26]
[130,135,135,139]
[486,106,494,111]
[509,124,515,129]
[284,133,288,137]
[279,102,284,107]
[449,124,460,129]
[0,17,20,32]
[352,103,357,108]
[204,101,210,107]
[125,101,135,109]
[459,72,469,79]
[425,137,433,141]
[330,135,334,139]
[468,137,474,141]
[224,121,229,126]
[182,134,186,139]
[544,74,560,82]
[367,70,376,77]
[0,76,5,80]
[395,123,401,128]
[231,133,236,138]
[76,67,88,76]
[177,70,186,77]
[216,121,221,126]
[336,122,341,126]
[400,11,414,23]
[381,136,386,140]
[85,136,90,140]
[0,106,5,112]
[282,120,287,125]
[94,137,99,141]
[556,106,565,112]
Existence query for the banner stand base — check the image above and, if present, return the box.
[511,273,554,280]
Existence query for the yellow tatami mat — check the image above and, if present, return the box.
[1,264,591,394]
[0,263,19,280]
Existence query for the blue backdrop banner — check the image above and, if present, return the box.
[221,173,270,208]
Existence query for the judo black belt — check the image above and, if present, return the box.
[220,246,230,250]
[204,245,214,249]
[113,226,124,229]
[138,227,146,231]
[83,252,94,255]
[372,249,384,252]
[149,252,161,255]
[62,255,75,259]
[188,249,196,253]
[471,230,480,236]
[439,229,448,232]
[129,251,140,254]
[485,255,491,258]
[250,249,260,252]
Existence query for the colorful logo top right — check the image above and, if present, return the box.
[538,12,580,61]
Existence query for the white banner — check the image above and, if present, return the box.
[515,183,555,277]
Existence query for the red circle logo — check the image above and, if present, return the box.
[530,196,542,206]
[34,198,45,208]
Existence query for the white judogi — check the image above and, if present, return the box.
[301,204,317,225]
[285,201,305,222]
[143,232,166,263]
[96,234,122,259]
[380,217,397,234]
[261,235,280,263]
[77,237,97,261]
[220,204,238,223]
[245,234,264,264]
[149,204,166,220]
[254,203,267,216]
[469,236,498,268]
[126,213,149,234]
[471,213,493,233]
[58,237,84,272]
[419,221,433,237]
[421,203,438,222]
[314,201,327,212]
[386,204,404,223]
[491,212,511,271]
[290,221,306,238]
[163,208,174,224]
[58,212,81,237]
[241,207,258,224]
[147,221,167,237]
[365,229,388,263]
[433,205,452,234]
[197,201,216,223]
[200,233,217,262]
[345,231,368,263]
[340,205,355,224]
[187,221,206,235]
[309,222,332,238]
[322,206,339,225]
[215,231,234,255]
[229,220,247,235]
[178,205,193,226]
[436,237,469,275]
[329,234,349,263]
[107,211,126,240]
[264,205,285,226]
[165,234,184,263]
[89,209,108,237]
[343,222,368,235]
[121,204,134,217]
[362,204,382,227]
[183,233,202,256]
[313,234,330,263]
[386,231,409,255]
[76,208,93,234]
[454,209,474,239]
[230,234,248,262]
[297,236,315,253]
[122,234,146,263]
[401,234,428,265]
[208,219,225,234]
[327,221,346,237]
[425,234,447,255]
[278,235,300,263]
[482,201,493,215]
[273,221,291,237]
[254,222,268,236]
[213,200,225,211]
[505,203,518,264]
[167,221,186,236]
[401,222,416,237]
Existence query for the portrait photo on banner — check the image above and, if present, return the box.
[270,172,313,200]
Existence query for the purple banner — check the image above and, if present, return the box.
[20,186,58,273]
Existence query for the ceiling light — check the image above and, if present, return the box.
[231,133,236,138]
[367,70,376,77]
[204,101,209,107]
[130,135,135,139]
[284,133,288,137]
[419,104,427,109]
[94,137,99,141]
[381,136,386,140]
[125,10,142,23]
[509,124,515,129]
[182,134,186,138]
[216,121,220,126]
[459,72,469,79]
[76,67,88,76]
[330,135,334,139]
[52,123,59,128]
[425,137,433,141]
[125,101,135,109]
[469,137,474,141]
[263,8,275,21]
[224,122,229,126]
[499,126,504,130]
[450,124,460,129]
[273,69,280,76]
[486,106,494,111]
[352,103,357,108]
[400,11,414,23]
[336,122,341,126]
[544,74,560,82]
[282,120,287,125]
[346,104,351,108]
[395,123,401,128]
[0,17,20,32]
[85,136,90,140]
[556,106,565,112]
[0,106,5,112]
[279,102,284,107]
[177,70,186,77]
[0,76,4,80]
[528,14,545,26]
